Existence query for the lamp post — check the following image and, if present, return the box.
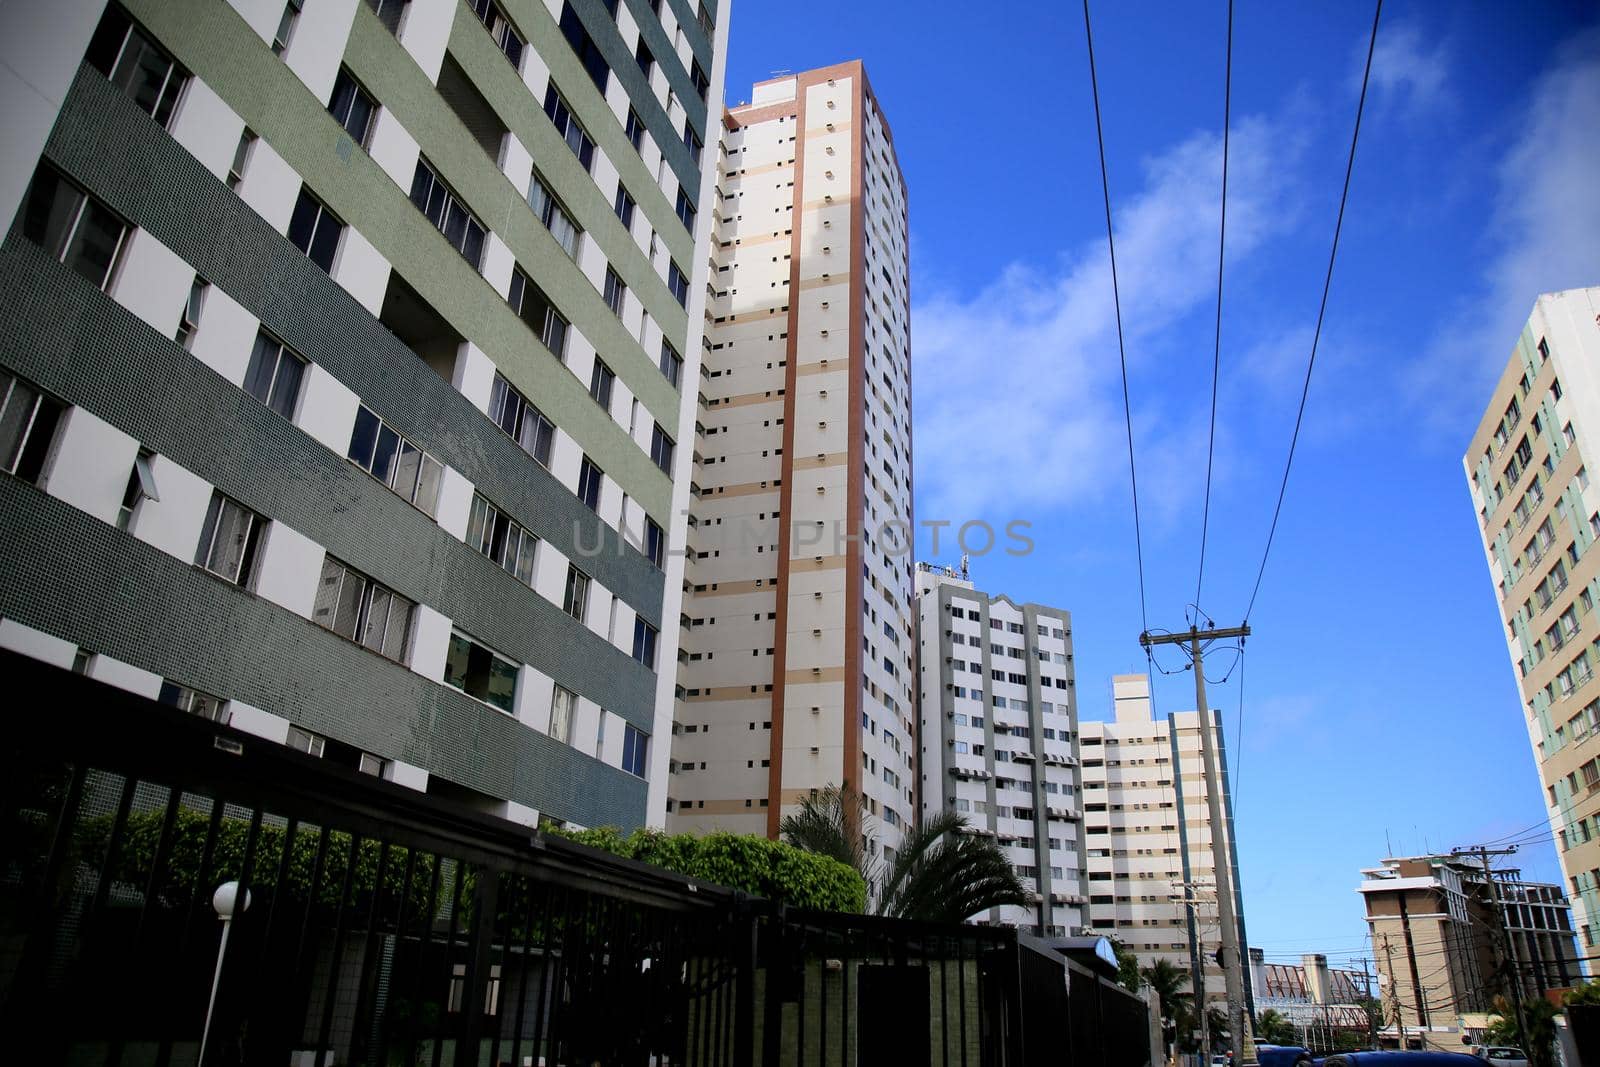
[199,880,251,1067]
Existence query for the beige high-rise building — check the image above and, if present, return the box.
[666,62,915,853]
[1464,286,1600,952]
[1079,674,1248,1015]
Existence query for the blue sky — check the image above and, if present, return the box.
[723,2,1600,969]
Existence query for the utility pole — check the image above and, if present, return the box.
[1356,956,1378,1049]
[1142,622,1252,1066]
[1454,845,1528,1052]
[1381,934,1405,1050]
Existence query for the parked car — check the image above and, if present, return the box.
[1256,1045,1314,1067]
[1314,1053,1481,1067]
[1469,1049,1528,1067]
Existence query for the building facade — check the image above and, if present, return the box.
[0,0,726,829]
[1248,949,1373,1044]
[666,62,917,853]
[1078,674,1249,1015]
[913,561,1087,936]
[1465,286,1600,951]
[1360,854,1582,1050]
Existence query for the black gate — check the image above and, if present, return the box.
[0,651,1152,1066]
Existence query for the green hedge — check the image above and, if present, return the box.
[553,827,866,913]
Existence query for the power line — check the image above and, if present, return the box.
[1195,0,1234,616]
[1081,0,1150,637]
[1242,0,1383,623]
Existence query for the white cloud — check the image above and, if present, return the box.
[911,115,1300,523]
[1362,20,1452,120]
[1402,28,1600,432]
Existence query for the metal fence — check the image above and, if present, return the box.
[0,651,1151,1066]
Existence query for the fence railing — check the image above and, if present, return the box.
[0,650,1151,1066]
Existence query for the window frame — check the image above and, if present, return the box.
[22,166,130,291]
[346,404,444,516]
[577,457,603,511]
[328,66,378,147]
[287,185,343,273]
[603,267,626,317]
[410,157,487,270]
[442,629,519,713]
[0,371,67,486]
[621,723,648,778]
[488,373,555,467]
[194,490,264,588]
[87,7,190,129]
[467,492,538,586]
[543,87,595,171]
[242,329,308,420]
[312,554,416,662]
[508,267,569,357]
[563,564,591,622]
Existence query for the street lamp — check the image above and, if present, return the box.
[199,880,251,1067]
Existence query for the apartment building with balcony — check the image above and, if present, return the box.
[912,561,1087,937]
[1463,286,1600,949]
[1079,674,1249,1014]
[1360,854,1581,1050]
[0,0,726,829]
[665,62,917,855]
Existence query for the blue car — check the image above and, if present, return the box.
[1256,1046,1313,1067]
[1313,1053,1481,1067]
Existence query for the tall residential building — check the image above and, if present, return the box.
[1359,854,1581,1050]
[1463,286,1600,949]
[1079,674,1249,1015]
[0,0,726,830]
[666,62,916,851]
[913,561,1087,937]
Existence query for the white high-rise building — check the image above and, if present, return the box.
[913,562,1087,936]
[1079,674,1249,1015]
[667,61,916,855]
[1464,286,1600,952]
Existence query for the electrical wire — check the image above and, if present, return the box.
[1242,0,1383,624]
[1082,0,1150,638]
[1195,0,1234,617]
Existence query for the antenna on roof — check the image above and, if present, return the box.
[960,553,969,579]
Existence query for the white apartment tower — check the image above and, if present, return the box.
[667,62,916,853]
[1079,674,1250,1015]
[914,562,1087,937]
[1464,286,1600,951]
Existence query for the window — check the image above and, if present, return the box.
[117,449,158,530]
[563,564,590,621]
[467,493,536,585]
[632,618,658,669]
[365,0,409,35]
[667,260,689,308]
[622,724,648,777]
[650,424,674,474]
[328,68,377,146]
[488,373,554,466]
[175,276,206,348]
[86,8,189,128]
[577,457,603,511]
[312,555,415,661]
[410,158,485,269]
[195,491,263,587]
[659,340,682,388]
[0,372,66,486]
[347,405,444,516]
[682,123,702,166]
[509,268,569,356]
[159,680,227,722]
[625,109,646,152]
[528,173,581,260]
[603,267,626,317]
[549,686,574,742]
[243,330,307,419]
[589,359,614,409]
[675,188,697,232]
[558,2,610,90]
[635,39,654,78]
[272,0,303,54]
[543,88,594,171]
[645,517,665,568]
[227,129,256,191]
[22,166,128,290]
[613,184,636,229]
[444,631,518,712]
[287,186,342,273]
[691,60,710,102]
[468,0,524,68]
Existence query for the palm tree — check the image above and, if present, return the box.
[876,811,1031,922]
[778,784,877,882]
[1257,1008,1296,1046]
[1140,959,1192,1051]
[780,783,1029,921]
